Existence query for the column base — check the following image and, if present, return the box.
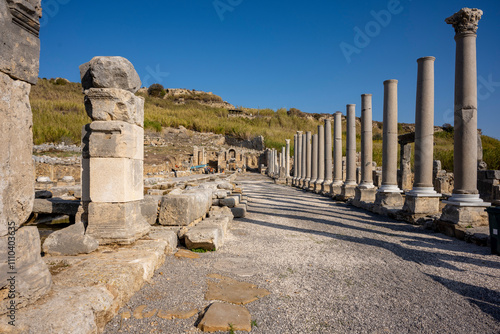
[302,178,311,189]
[443,193,491,207]
[440,203,490,227]
[403,194,441,215]
[313,179,324,193]
[295,178,304,188]
[274,178,287,185]
[86,200,151,245]
[378,184,403,193]
[352,186,377,208]
[339,183,357,201]
[321,181,333,194]
[372,191,404,214]
[329,182,343,198]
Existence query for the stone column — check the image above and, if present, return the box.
[292,135,298,185]
[310,134,318,189]
[0,0,52,313]
[285,139,291,179]
[314,125,325,193]
[404,57,442,219]
[374,80,404,212]
[321,119,333,193]
[330,111,344,196]
[341,104,357,199]
[303,131,312,188]
[296,131,304,186]
[442,8,490,223]
[81,57,150,244]
[353,94,376,207]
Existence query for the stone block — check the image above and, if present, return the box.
[82,121,143,159]
[147,228,178,254]
[0,72,34,236]
[158,191,210,226]
[340,184,356,200]
[141,195,161,225]
[32,198,80,215]
[86,201,151,244]
[79,56,141,93]
[0,0,41,84]
[84,158,143,203]
[352,187,377,207]
[184,224,223,251]
[0,227,52,314]
[220,195,240,208]
[84,88,144,127]
[330,183,342,197]
[403,195,440,215]
[209,206,234,220]
[231,204,247,218]
[184,188,213,214]
[42,222,99,256]
[440,204,489,227]
[374,191,404,210]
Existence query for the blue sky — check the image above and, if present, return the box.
[39,0,500,139]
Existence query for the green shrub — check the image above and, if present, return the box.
[148,83,165,97]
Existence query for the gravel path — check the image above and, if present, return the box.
[104,173,500,334]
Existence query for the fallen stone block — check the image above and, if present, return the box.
[212,199,220,206]
[147,227,178,254]
[208,206,234,220]
[32,198,80,215]
[158,190,211,226]
[184,224,223,251]
[141,195,162,225]
[216,181,234,190]
[43,222,99,256]
[220,195,239,208]
[80,56,142,93]
[197,302,251,332]
[231,204,247,218]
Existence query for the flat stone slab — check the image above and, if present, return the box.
[175,249,200,259]
[197,302,251,332]
[42,221,99,256]
[32,198,80,215]
[205,275,270,305]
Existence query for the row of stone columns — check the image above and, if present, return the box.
[277,8,488,227]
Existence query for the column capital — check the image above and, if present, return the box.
[285,139,290,144]
[297,131,303,135]
[417,56,436,63]
[445,8,482,36]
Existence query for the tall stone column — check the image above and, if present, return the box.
[404,57,442,219]
[81,57,150,244]
[292,135,298,185]
[321,119,333,193]
[310,134,318,189]
[353,94,376,207]
[314,125,325,193]
[330,112,344,196]
[296,131,304,186]
[443,8,490,226]
[341,104,357,200]
[285,139,291,179]
[374,80,404,212]
[0,0,52,313]
[303,131,312,188]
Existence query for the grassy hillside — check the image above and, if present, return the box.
[30,79,500,171]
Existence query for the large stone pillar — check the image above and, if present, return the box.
[303,131,312,188]
[330,112,344,196]
[0,0,53,313]
[374,80,404,212]
[443,8,490,226]
[353,94,376,207]
[292,135,298,185]
[296,131,304,186]
[81,56,150,244]
[314,125,325,193]
[403,57,442,219]
[341,104,357,200]
[285,139,291,179]
[309,134,318,189]
[321,119,333,193]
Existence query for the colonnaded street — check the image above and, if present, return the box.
[104,173,500,334]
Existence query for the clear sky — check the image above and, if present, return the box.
[38,0,500,139]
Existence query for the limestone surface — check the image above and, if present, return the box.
[205,276,270,305]
[42,222,99,256]
[159,190,211,226]
[197,302,251,332]
[80,56,142,93]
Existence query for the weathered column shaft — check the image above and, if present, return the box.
[345,104,357,185]
[317,125,325,183]
[293,135,298,179]
[360,94,373,187]
[413,57,436,190]
[311,134,318,183]
[305,131,312,183]
[297,131,303,181]
[302,133,307,181]
[380,80,400,191]
[324,119,333,184]
[286,139,291,177]
[333,112,343,184]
